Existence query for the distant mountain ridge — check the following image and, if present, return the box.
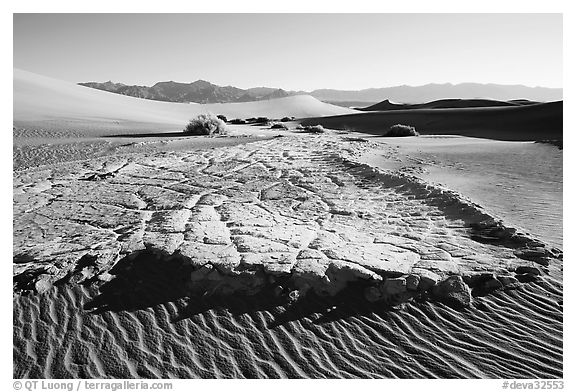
[312,83,562,103]
[78,80,563,104]
[78,80,299,104]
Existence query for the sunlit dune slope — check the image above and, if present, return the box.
[13,69,356,135]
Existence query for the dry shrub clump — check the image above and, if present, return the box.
[183,113,228,135]
[229,118,247,125]
[385,124,419,137]
[301,125,325,134]
[270,123,288,130]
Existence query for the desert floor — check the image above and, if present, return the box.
[13,125,562,378]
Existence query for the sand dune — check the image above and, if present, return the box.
[302,102,562,141]
[14,69,356,135]
[358,98,534,111]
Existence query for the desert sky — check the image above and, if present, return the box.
[13,13,562,90]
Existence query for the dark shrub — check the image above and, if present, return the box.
[385,124,419,137]
[229,118,247,125]
[281,116,295,122]
[245,117,271,126]
[183,113,228,136]
[216,114,228,122]
[301,125,325,134]
[270,123,288,130]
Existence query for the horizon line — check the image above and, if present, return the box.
[14,68,564,91]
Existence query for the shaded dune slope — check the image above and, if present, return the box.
[302,102,562,141]
[14,69,356,135]
[358,98,538,111]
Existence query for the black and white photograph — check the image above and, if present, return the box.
[8,5,569,385]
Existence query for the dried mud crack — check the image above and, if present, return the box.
[14,133,561,312]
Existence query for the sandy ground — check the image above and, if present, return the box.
[361,136,563,249]
[13,276,562,378]
[13,130,562,378]
[13,125,283,170]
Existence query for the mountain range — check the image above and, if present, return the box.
[78,80,303,104]
[78,80,562,104]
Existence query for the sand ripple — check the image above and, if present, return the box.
[13,275,562,378]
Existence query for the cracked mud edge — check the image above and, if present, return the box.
[13,149,562,312]
[13,244,555,313]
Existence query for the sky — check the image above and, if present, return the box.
[13,13,562,91]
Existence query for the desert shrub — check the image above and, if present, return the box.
[183,113,228,136]
[270,123,288,130]
[385,124,419,137]
[301,125,325,134]
[244,116,271,126]
[281,116,295,122]
[229,118,247,125]
[216,114,228,122]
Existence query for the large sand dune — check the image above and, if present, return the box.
[14,69,356,135]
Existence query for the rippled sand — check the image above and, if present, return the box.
[13,273,562,378]
[361,136,563,249]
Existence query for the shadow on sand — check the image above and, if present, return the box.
[82,249,423,328]
[84,250,190,313]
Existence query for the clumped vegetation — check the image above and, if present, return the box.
[270,123,288,130]
[244,117,270,125]
[255,117,270,124]
[385,124,419,137]
[216,114,228,122]
[183,113,228,136]
[281,116,295,122]
[300,125,326,134]
[229,118,247,125]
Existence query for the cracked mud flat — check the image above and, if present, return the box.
[13,132,563,378]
